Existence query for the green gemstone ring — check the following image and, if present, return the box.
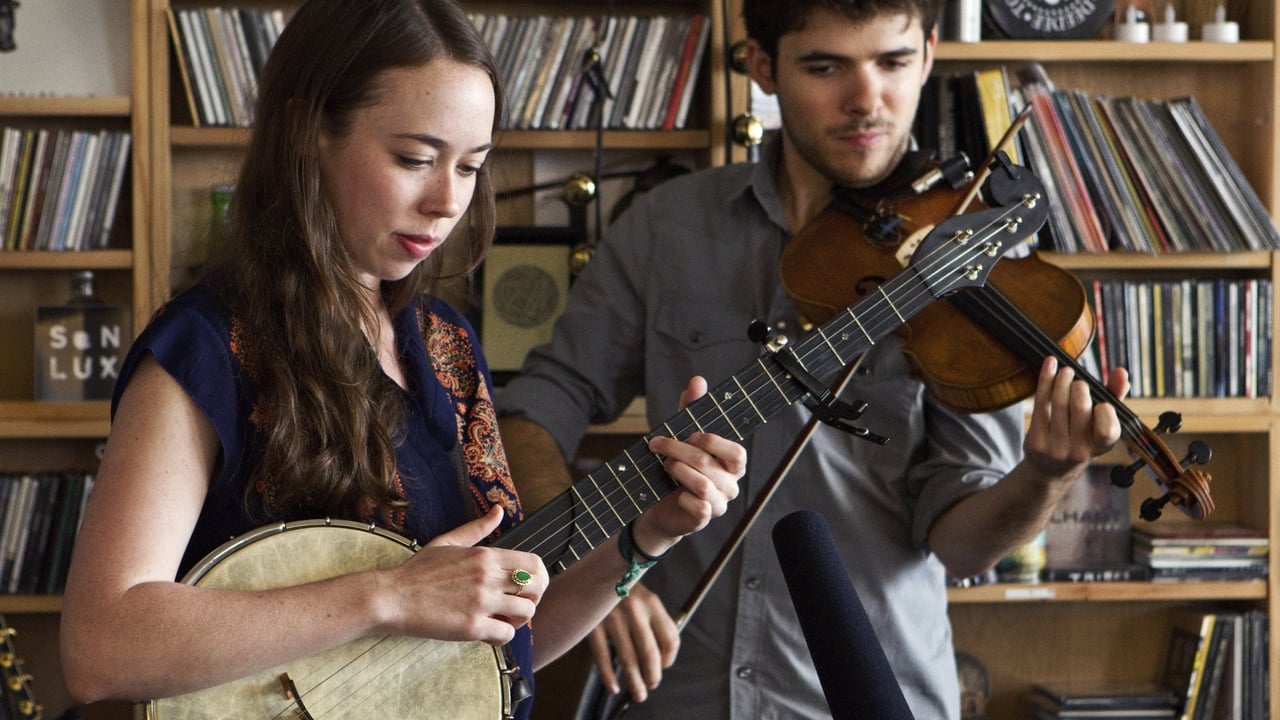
[511,568,533,592]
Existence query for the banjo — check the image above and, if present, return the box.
[147,160,1046,719]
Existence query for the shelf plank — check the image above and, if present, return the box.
[0,250,134,270]
[0,402,110,439]
[0,595,62,614]
[0,96,132,117]
[1041,250,1274,271]
[1120,398,1273,425]
[937,40,1273,62]
[949,579,1267,603]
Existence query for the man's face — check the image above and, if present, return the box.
[751,8,934,189]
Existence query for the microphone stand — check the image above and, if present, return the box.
[494,43,614,278]
[578,358,866,720]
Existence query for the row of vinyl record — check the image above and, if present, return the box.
[916,63,1280,254]
[166,7,287,128]
[471,13,711,131]
[1080,278,1272,399]
[166,7,713,133]
[0,127,132,252]
[0,472,94,596]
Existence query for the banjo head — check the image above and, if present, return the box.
[148,519,512,720]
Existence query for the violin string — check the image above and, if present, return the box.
[503,218,1009,566]
[960,279,1178,473]
[977,284,1214,508]
[900,198,1150,434]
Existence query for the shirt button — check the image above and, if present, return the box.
[736,666,754,679]
[744,577,761,589]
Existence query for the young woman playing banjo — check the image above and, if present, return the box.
[59,2,745,717]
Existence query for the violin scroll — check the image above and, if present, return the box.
[1110,415,1214,521]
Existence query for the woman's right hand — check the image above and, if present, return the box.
[380,505,548,646]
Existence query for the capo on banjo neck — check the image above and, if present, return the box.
[749,321,889,445]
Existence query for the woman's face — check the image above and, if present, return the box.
[317,58,495,292]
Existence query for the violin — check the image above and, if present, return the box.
[780,148,1214,522]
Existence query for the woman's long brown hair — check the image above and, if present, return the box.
[204,0,505,527]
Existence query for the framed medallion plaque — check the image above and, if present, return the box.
[479,226,576,382]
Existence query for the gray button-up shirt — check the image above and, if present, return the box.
[497,135,1025,720]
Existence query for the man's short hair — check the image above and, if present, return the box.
[742,0,944,64]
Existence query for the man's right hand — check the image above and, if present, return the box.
[587,583,680,702]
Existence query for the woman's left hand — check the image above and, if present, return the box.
[629,376,747,556]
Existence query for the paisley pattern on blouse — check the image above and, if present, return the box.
[227,314,281,511]
[218,301,516,532]
[418,306,523,528]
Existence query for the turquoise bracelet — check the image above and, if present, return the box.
[615,521,671,597]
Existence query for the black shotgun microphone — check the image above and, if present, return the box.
[772,510,915,720]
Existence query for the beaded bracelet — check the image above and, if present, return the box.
[615,520,672,597]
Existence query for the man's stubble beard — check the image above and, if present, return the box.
[782,116,912,190]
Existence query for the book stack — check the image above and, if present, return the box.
[1132,524,1268,582]
[165,7,287,127]
[471,13,712,131]
[0,127,133,251]
[1023,680,1179,719]
[0,472,94,595]
[1162,606,1269,720]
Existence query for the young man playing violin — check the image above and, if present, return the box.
[496,0,1130,717]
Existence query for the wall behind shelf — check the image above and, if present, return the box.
[0,0,130,97]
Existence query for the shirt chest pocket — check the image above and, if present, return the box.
[653,300,755,352]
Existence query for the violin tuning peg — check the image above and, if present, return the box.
[1140,493,1170,522]
[1154,411,1183,434]
[1182,440,1212,467]
[1109,461,1141,488]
